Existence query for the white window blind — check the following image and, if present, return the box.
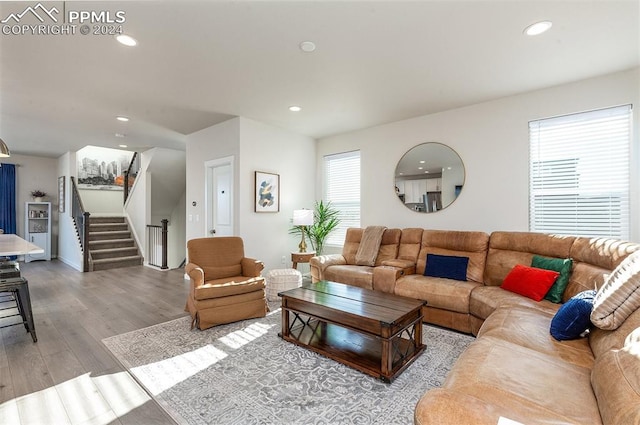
[529,104,631,239]
[324,150,360,246]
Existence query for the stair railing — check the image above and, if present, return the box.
[123,152,140,204]
[146,219,168,269]
[70,176,90,272]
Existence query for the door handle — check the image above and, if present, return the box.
[210,229,216,235]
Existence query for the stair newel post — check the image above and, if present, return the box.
[83,211,91,272]
[161,219,168,270]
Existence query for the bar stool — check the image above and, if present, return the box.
[0,261,37,342]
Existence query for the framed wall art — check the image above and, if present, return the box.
[58,176,65,213]
[254,171,279,213]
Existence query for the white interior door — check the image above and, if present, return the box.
[205,156,234,237]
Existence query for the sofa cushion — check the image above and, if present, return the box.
[550,290,596,341]
[417,230,489,283]
[531,255,573,303]
[395,274,481,313]
[443,336,602,424]
[397,228,423,262]
[484,232,575,287]
[424,254,469,281]
[589,307,640,358]
[478,305,593,369]
[591,343,640,425]
[501,265,559,301]
[470,286,558,321]
[591,250,640,330]
[323,264,375,290]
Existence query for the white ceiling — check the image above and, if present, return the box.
[1,1,638,158]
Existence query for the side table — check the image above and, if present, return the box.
[291,251,315,270]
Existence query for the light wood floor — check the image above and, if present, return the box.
[0,260,190,425]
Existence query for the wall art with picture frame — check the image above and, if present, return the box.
[254,171,279,213]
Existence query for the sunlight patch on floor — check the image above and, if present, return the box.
[218,321,274,349]
[131,344,228,395]
[0,371,149,425]
[93,371,152,417]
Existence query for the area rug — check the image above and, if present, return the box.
[102,309,474,425]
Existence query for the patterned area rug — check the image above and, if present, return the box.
[102,309,474,425]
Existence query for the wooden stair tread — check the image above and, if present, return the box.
[92,255,142,264]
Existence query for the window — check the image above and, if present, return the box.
[324,150,360,246]
[529,105,632,239]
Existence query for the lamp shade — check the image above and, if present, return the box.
[293,209,314,226]
[0,138,9,158]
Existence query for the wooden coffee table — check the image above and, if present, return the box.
[278,280,426,382]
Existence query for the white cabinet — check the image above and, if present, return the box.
[426,178,442,192]
[24,202,51,262]
[404,179,427,204]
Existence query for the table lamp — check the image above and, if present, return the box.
[293,209,314,252]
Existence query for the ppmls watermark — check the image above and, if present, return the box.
[1,2,126,36]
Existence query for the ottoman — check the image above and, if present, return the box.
[266,268,302,301]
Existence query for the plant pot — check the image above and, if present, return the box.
[34,197,43,202]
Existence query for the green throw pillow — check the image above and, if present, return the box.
[531,255,573,303]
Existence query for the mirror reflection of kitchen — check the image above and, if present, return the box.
[395,142,465,213]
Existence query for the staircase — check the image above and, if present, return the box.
[88,216,143,271]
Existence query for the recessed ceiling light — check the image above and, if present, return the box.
[524,21,552,36]
[419,160,425,164]
[116,34,137,46]
[289,106,302,112]
[299,41,316,52]
[115,133,126,138]
[116,116,129,122]
[418,167,423,170]
[119,144,128,148]
[425,171,430,174]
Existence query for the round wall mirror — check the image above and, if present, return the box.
[395,142,465,213]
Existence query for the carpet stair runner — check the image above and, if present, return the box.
[88,216,143,271]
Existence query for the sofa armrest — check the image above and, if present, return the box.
[373,265,411,293]
[241,257,265,277]
[415,389,520,425]
[381,259,416,275]
[309,254,347,283]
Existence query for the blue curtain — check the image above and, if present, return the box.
[0,163,16,234]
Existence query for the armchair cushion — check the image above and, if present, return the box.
[194,276,266,300]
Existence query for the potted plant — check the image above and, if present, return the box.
[31,190,47,202]
[289,200,340,255]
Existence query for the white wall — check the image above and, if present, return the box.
[238,117,316,273]
[79,189,124,215]
[186,118,240,244]
[56,152,83,270]
[185,117,316,272]
[124,151,151,261]
[317,68,640,242]
[2,154,59,257]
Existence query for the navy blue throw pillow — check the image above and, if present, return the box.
[424,254,469,281]
[550,290,596,341]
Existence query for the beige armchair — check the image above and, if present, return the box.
[185,237,268,330]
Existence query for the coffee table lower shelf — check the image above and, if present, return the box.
[279,312,425,383]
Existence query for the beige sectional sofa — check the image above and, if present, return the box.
[309,227,640,425]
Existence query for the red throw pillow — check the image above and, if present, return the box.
[501,264,560,301]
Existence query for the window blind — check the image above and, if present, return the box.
[324,150,360,246]
[529,104,631,239]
